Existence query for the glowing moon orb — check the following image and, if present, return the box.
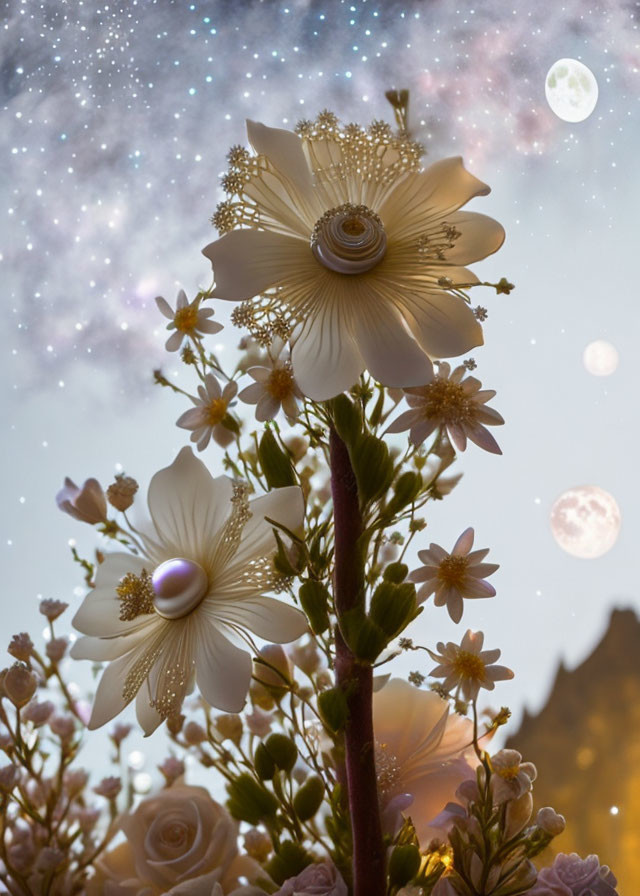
[550,486,620,559]
[583,340,619,376]
[545,59,598,122]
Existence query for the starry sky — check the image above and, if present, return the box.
[3,0,640,777]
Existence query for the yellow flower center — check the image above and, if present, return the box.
[174,306,199,333]
[497,764,521,780]
[205,397,228,426]
[437,555,468,589]
[421,378,474,425]
[267,366,295,401]
[452,649,486,681]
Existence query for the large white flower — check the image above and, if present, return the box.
[202,114,505,400]
[71,448,307,735]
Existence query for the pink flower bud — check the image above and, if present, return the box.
[3,663,38,708]
[106,474,139,512]
[56,477,107,524]
[536,806,566,836]
[38,599,68,621]
[8,633,34,662]
[22,700,55,726]
[46,637,68,663]
[93,776,122,799]
[157,757,185,785]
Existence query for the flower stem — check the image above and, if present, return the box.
[329,427,386,896]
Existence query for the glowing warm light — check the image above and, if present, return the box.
[610,806,619,816]
[583,340,619,376]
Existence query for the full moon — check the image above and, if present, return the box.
[583,340,619,376]
[550,486,621,559]
[545,59,598,122]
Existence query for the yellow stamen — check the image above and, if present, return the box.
[267,366,295,401]
[437,555,468,589]
[173,306,199,333]
[205,398,228,426]
[452,649,486,681]
[422,378,474,425]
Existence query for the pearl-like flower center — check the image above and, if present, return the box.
[151,558,209,619]
[311,203,387,274]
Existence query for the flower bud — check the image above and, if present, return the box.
[293,774,324,821]
[110,722,133,746]
[35,847,64,872]
[536,806,566,836]
[158,756,185,785]
[388,843,421,889]
[215,714,243,746]
[226,773,279,825]
[183,721,207,745]
[93,776,122,799]
[23,700,54,726]
[8,633,34,662]
[243,828,272,862]
[245,708,273,738]
[38,599,68,621]
[46,637,68,663]
[4,663,37,708]
[64,769,88,797]
[505,791,533,838]
[290,640,321,676]
[253,645,293,694]
[106,473,139,512]
[56,477,108,524]
[49,714,75,741]
[0,764,20,792]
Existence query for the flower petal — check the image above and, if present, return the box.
[135,684,165,737]
[255,393,281,422]
[378,157,491,241]
[442,211,505,265]
[204,229,312,302]
[291,298,364,400]
[237,382,264,405]
[349,289,434,388]
[194,624,252,713]
[155,296,175,319]
[246,119,313,197]
[86,650,140,730]
[453,528,475,555]
[147,447,234,559]
[71,622,158,661]
[396,287,484,359]
[212,596,307,643]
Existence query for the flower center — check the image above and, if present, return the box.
[174,306,199,333]
[311,203,387,274]
[205,397,228,426]
[437,555,469,589]
[497,764,521,781]
[267,365,295,401]
[160,820,191,849]
[151,558,209,619]
[452,649,486,681]
[422,379,473,425]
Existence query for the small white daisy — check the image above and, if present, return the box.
[156,289,223,352]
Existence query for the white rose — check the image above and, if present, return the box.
[274,862,348,896]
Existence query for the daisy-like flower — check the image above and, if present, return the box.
[176,373,238,451]
[373,679,475,846]
[156,289,223,352]
[427,629,514,702]
[386,362,504,453]
[202,114,505,400]
[409,527,499,623]
[238,344,304,423]
[70,448,307,735]
[488,749,537,804]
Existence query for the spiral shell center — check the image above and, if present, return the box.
[311,203,387,274]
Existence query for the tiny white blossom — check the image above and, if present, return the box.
[428,629,514,701]
[176,373,238,451]
[156,289,222,352]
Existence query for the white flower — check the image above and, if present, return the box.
[176,373,238,451]
[427,629,514,701]
[238,350,303,423]
[409,527,499,623]
[71,448,307,734]
[203,115,504,400]
[156,289,223,352]
[373,679,475,847]
[488,749,537,803]
[386,362,504,453]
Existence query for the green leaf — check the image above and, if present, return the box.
[258,429,296,488]
[351,434,395,507]
[299,580,331,634]
[317,686,349,734]
[226,773,279,824]
[293,774,325,821]
[329,394,362,448]
[369,581,417,640]
[385,471,423,518]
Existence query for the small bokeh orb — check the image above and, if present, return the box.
[583,340,619,377]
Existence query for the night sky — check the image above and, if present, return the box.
[3,0,639,781]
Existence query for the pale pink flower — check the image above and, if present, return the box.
[536,806,566,836]
[176,373,238,451]
[156,289,223,352]
[91,784,259,894]
[238,353,303,423]
[489,749,537,803]
[8,633,34,662]
[203,118,504,401]
[274,861,348,896]
[93,776,122,799]
[428,629,513,701]
[387,362,503,453]
[409,527,499,623]
[56,477,108,525]
[372,679,475,846]
[39,599,69,621]
[530,854,618,896]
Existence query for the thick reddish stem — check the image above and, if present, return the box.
[329,427,386,896]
